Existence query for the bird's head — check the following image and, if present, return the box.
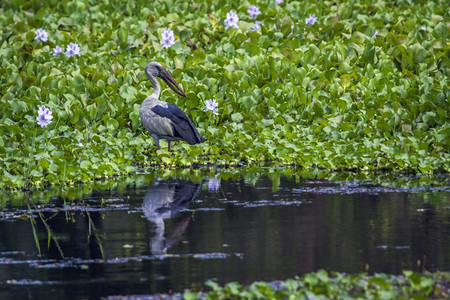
[145,62,186,97]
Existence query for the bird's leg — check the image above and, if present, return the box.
[152,135,161,151]
[168,141,171,152]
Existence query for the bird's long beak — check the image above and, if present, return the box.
[160,69,187,97]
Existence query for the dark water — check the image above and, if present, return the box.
[1,169,449,299]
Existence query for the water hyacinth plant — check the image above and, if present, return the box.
[160,28,175,49]
[53,46,63,56]
[204,99,219,115]
[34,28,48,42]
[247,6,261,19]
[36,106,53,128]
[305,14,317,25]
[185,271,450,299]
[224,11,239,29]
[64,43,80,57]
[252,21,261,31]
[0,0,448,189]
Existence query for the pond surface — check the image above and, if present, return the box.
[1,169,449,299]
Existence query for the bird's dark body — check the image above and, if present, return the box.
[139,62,206,151]
[152,103,204,145]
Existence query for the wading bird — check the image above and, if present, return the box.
[140,62,206,152]
[143,179,201,254]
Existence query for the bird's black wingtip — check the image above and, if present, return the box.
[187,136,207,145]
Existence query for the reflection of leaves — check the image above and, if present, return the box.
[83,201,105,258]
[38,210,65,259]
[28,203,41,255]
[27,200,64,258]
[422,192,450,207]
[25,197,106,259]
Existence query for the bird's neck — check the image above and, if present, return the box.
[145,67,161,99]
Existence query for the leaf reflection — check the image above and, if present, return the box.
[25,197,105,259]
[26,199,64,259]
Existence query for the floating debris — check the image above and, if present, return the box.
[193,253,229,260]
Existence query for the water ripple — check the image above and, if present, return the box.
[293,183,449,195]
[0,252,241,269]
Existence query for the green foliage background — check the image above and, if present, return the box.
[0,0,448,189]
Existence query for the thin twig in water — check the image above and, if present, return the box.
[35,206,65,259]
[27,202,41,255]
[82,201,105,258]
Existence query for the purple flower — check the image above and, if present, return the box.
[275,0,284,4]
[247,6,261,19]
[252,21,261,31]
[204,99,219,115]
[34,28,48,42]
[208,175,220,192]
[305,14,317,25]
[36,105,53,128]
[224,11,239,29]
[420,25,427,31]
[372,29,379,38]
[65,43,80,57]
[78,139,84,147]
[160,28,175,49]
[53,46,63,56]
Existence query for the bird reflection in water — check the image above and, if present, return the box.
[142,179,201,255]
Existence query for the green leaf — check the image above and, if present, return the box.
[309,44,320,58]
[223,43,235,54]
[231,113,243,123]
[410,44,427,63]
[362,43,375,65]
[340,74,351,88]
[80,160,91,170]
[118,26,128,44]
[422,112,436,126]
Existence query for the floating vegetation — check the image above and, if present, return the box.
[0,0,448,189]
[104,270,450,300]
